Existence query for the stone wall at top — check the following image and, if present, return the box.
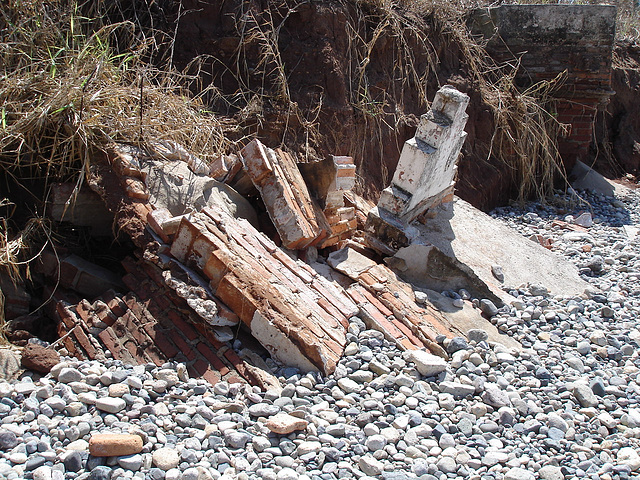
[470,5,617,171]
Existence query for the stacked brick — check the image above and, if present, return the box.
[53,257,263,387]
[331,248,458,358]
[470,5,616,168]
[318,156,358,248]
[170,205,359,375]
[240,140,331,250]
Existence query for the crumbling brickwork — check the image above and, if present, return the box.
[470,5,617,168]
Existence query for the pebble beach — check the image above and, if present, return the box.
[1,185,640,480]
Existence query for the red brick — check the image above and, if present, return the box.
[390,316,424,347]
[72,326,99,360]
[122,273,140,293]
[103,294,126,318]
[167,310,199,341]
[358,286,394,317]
[225,375,244,384]
[141,343,165,366]
[172,334,195,361]
[141,322,180,359]
[317,297,349,329]
[75,300,92,324]
[150,294,172,313]
[98,327,134,363]
[56,304,78,329]
[141,262,167,288]
[202,369,221,386]
[192,359,209,376]
[196,342,230,376]
[121,257,145,279]
[130,201,152,221]
[129,280,153,301]
[223,349,252,383]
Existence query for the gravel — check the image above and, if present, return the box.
[2,186,640,480]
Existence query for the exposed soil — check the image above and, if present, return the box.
[161,0,510,209]
[590,40,640,179]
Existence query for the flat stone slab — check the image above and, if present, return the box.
[413,197,591,302]
[571,160,632,197]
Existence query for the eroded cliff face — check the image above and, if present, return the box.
[591,41,640,179]
[102,1,632,210]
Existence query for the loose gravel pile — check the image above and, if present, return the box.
[1,185,640,480]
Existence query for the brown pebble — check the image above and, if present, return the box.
[89,434,143,457]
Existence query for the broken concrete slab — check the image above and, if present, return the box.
[387,243,503,306]
[571,160,632,197]
[240,139,329,250]
[327,244,377,278]
[419,289,520,350]
[141,158,259,228]
[411,197,592,301]
[48,183,115,236]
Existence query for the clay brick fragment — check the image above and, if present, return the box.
[89,434,143,457]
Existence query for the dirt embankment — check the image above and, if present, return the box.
[111,0,637,209]
[591,40,640,179]
[156,0,509,209]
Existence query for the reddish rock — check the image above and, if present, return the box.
[21,343,60,374]
[265,413,309,434]
[89,434,143,457]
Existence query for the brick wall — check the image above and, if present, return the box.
[470,5,617,169]
[52,256,265,387]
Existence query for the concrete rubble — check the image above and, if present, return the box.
[30,84,541,386]
[366,85,469,254]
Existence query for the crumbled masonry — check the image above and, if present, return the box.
[367,85,470,254]
[31,86,475,385]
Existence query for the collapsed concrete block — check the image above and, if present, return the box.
[36,251,125,298]
[240,140,330,250]
[141,158,259,228]
[170,205,359,374]
[378,85,469,222]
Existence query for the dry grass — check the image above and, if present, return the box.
[344,0,571,201]
[0,0,238,279]
[0,0,234,181]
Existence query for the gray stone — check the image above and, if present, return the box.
[538,465,564,480]
[117,454,142,471]
[482,383,511,408]
[248,403,280,417]
[0,430,18,450]
[95,397,126,414]
[407,350,447,377]
[504,467,535,480]
[480,299,499,317]
[573,383,599,407]
[467,329,489,343]
[57,367,84,384]
[224,430,252,449]
[358,455,383,476]
[439,381,475,397]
